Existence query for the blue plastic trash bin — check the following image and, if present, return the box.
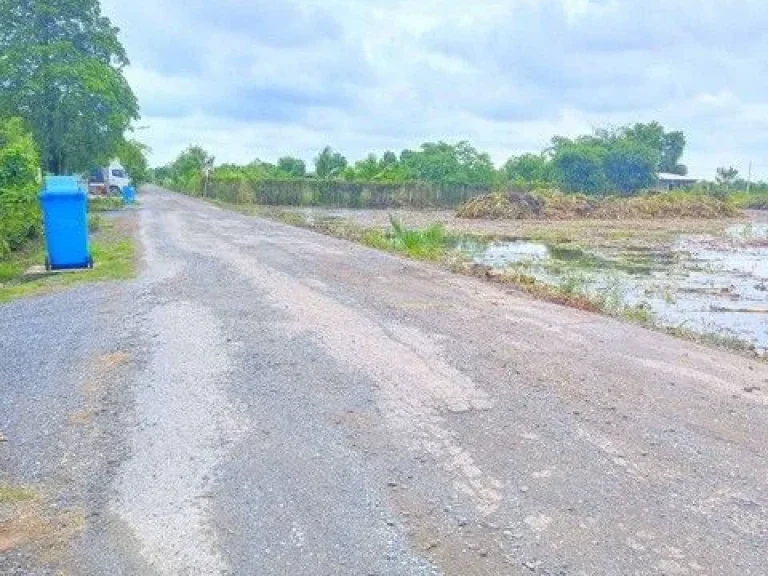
[121,185,136,204]
[39,176,92,271]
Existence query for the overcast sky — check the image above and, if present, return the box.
[101,0,768,179]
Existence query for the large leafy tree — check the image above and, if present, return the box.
[0,0,139,174]
[622,122,687,175]
[602,139,659,195]
[552,143,608,195]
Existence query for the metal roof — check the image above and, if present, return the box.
[658,172,698,181]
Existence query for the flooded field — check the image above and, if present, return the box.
[277,206,767,354]
[462,221,768,354]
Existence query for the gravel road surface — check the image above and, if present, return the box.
[2,187,767,575]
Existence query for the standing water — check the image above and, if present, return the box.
[462,223,768,354]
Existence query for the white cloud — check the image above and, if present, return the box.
[102,0,768,179]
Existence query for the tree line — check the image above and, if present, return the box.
[156,122,700,197]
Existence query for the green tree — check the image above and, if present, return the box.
[314,146,347,179]
[716,166,739,189]
[622,122,687,175]
[400,141,495,186]
[277,156,306,178]
[503,153,552,184]
[380,151,398,169]
[602,140,659,195]
[171,145,214,193]
[660,131,686,174]
[552,144,607,194]
[149,165,173,185]
[0,0,139,174]
[116,139,149,186]
[351,153,381,180]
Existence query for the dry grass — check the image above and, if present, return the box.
[457,191,738,221]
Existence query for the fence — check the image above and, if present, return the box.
[203,177,491,209]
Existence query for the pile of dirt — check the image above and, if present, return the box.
[457,191,738,220]
[593,194,738,219]
[456,192,544,220]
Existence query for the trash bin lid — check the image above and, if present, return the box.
[40,176,84,199]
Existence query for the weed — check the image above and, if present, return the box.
[88,196,123,212]
[88,213,103,232]
[0,485,36,504]
[622,304,653,324]
[558,271,589,296]
[387,216,449,259]
[667,325,758,355]
[274,211,309,228]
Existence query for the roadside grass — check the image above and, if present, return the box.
[0,484,37,504]
[0,218,136,304]
[88,196,124,212]
[384,216,449,260]
[665,324,759,355]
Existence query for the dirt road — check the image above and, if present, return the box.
[2,187,767,575]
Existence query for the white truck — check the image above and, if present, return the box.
[87,161,132,196]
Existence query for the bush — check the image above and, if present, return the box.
[0,118,41,258]
[732,192,768,210]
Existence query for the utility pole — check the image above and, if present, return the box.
[747,161,752,194]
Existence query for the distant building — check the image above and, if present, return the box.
[657,172,698,191]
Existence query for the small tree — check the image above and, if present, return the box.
[171,146,214,194]
[314,146,347,179]
[277,156,306,178]
[716,166,739,189]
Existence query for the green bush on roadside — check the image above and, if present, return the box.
[0,118,41,258]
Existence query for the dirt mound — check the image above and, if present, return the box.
[456,192,544,220]
[458,191,738,220]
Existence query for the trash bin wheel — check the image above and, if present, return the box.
[45,257,51,271]
[87,256,94,269]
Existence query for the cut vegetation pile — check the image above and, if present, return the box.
[735,193,768,210]
[457,191,738,220]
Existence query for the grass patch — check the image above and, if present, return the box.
[0,484,37,504]
[0,218,135,304]
[665,325,758,355]
[731,192,768,210]
[387,216,449,259]
[88,213,103,232]
[88,196,124,212]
